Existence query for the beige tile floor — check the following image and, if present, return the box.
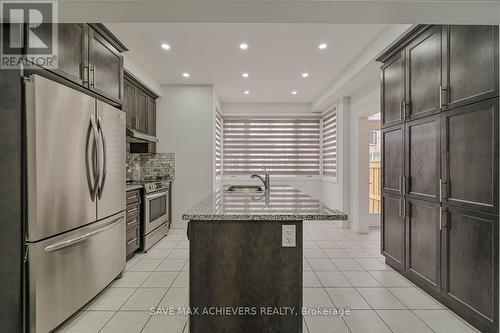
[56,221,479,333]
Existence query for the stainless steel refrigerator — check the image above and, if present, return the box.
[24,75,126,333]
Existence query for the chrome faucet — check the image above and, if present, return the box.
[251,169,270,191]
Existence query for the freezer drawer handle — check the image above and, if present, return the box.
[43,216,124,252]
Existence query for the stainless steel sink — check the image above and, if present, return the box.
[226,185,264,193]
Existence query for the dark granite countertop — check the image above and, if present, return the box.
[182,185,348,221]
[126,184,143,191]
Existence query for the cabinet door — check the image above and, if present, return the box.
[405,115,440,202]
[147,96,157,153]
[31,24,88,86]
[123,80,136,129]
[88,28,123,104]
[406,26,442,120]
[135,89,148,132]
[442,207,498,332]
[443,25,498,110]
[381,51,405,127]
[147,97,156,135]
[381,194,405,270]
[441,98,498,213]
[382,125,404,195]
[405,199,440,291]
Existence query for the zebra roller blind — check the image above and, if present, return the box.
[322,109,337,178]
[223,116,320,175]
[215,110,223,178]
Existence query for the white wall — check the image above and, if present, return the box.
[157,85,216,222]
[220,103,321,199]
[348,84,381,233]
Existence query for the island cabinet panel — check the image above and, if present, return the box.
[381,51,405,128]
[441,98,498,214]
[406,26,443,120]
[405,199,440,292]
[381,194,405,270]
[382,125,404,196]
[378,25,499,333]
[443,25,498,110]
[405,115,440,202]
[441,207,498,332]
[189,220,303,333]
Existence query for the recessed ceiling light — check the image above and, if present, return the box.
[240,43,248,50]
[291,91,298,95]
[182,72,190,78]
[318,43,328,50]
[242,73,249,78]
[161,43,171,50]
[301,73,309,78]
[244,90,250,95]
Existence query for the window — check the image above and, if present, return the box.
[215,110,223,178]
[322,109,337,178]
[222,116,320,175]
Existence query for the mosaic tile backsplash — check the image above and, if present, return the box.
[126,153,175,181]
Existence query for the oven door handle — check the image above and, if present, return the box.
[145,191,168,201]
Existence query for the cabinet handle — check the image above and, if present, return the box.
[90,66,95,87]
[439,85,447,109]
[83,65,89,85]
[126,220,137,227]
[127,207,138,214]
[127,238,138,245]
[439,207,442,230]
[439,178,448,202]
[127,195,137,200]
[400,101,404,120]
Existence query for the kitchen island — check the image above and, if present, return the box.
[182,185,348,333]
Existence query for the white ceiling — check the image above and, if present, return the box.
[106,23,389,103]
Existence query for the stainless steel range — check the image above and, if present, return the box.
[128,179,171,251]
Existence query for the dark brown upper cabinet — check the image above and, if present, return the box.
[123,79,136,128]
[123,70,159,153]
[442,26,499,111]
[381,194,405,270]
[147,97,156,136]
[147,96,157,153]
[441,98,498,214]
[441,206,498,332]
[382,125,404,196]
[26,24,126,106]
[405,199,441,292]
[381,51,405,128]
[55,24,88,86]
[29,24,88,86]
[405,115,440,202]
[88,27,124,104]
[405,26,443,120]
[134,88,148,133]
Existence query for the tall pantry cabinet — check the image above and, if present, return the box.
[378,25,499,333]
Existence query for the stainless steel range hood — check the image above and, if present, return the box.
[126,128,159,143]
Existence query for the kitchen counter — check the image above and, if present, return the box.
[182,185,347,221]
[184,185,348,333]
[126,184,143,191]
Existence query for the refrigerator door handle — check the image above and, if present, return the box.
[97,116,107,198]
[43,215,124,252]
[90,114,101,200]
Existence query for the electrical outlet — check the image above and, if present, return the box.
[282,225,296,247]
